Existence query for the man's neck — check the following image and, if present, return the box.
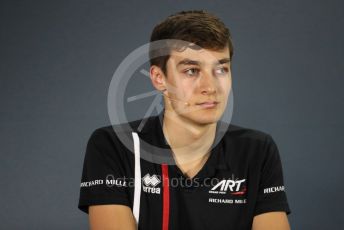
[162,110,217,176]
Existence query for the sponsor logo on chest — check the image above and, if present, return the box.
[208,175,247,204]
[142,173,161,194]
[209,178,246,195]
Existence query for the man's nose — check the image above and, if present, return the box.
[199,71,216,94]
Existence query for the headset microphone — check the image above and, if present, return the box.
[161,89,190,106]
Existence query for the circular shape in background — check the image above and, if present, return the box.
[107,39,234,165]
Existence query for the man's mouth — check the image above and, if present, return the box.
[196,101,219,109]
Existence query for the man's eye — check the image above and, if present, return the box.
[184,68,200,77]
[215,67,229,76]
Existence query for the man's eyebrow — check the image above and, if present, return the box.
[217,58,230,65]
[176,58,230,67]
[176,59,201,67]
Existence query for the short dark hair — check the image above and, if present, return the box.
[149,10,234,77]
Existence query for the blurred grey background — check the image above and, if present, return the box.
[1,0,343,229]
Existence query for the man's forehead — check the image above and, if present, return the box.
[169,46,230,64]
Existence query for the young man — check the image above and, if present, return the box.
[78,10,291,230]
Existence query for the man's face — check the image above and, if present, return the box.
[164,45,232,125]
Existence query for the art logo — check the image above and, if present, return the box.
[209,178,246,195]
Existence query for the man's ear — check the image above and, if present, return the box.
[150,65,166,91]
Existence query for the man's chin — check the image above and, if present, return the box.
[189,113,221,126]
[173,107,223,125]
